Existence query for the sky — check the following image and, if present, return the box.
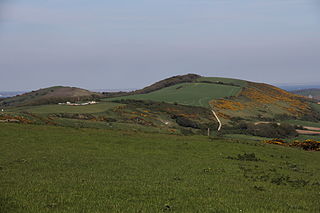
[0,0,319,91]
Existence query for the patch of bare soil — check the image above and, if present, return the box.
[296,130,320,135]
[303,126,320,131]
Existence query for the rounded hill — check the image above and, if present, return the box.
[104,74,316,122]
[0,86,102,107]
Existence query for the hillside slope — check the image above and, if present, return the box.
[210,82,313,122]
[105,75,315,122]
[107,76,246,107]
[0,86,102,107]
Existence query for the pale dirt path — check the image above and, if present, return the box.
[303,126,320,131]
[211,110,222,131]
[254,121,280,125]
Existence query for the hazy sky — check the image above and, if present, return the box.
[0,0,319,91]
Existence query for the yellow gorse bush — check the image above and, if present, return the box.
[265,139,320,151]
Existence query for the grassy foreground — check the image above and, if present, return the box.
[1,124,320,212]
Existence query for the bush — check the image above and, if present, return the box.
[227,153,261,161]
[274,113,296,121]
[172,115,200,129]
[248,123,298,138]
[292,140,320,151]
[180,128,194,136]
[300,112,320,122]
[230,122,298,138]
[103,117,117,122]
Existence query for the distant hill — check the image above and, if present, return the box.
[0,86,102,107]
[210,82,315,122]
[105,74,315,122]
[291,89,320,101]
[107,76,246,108]
[277,84,320,91]
[0,91,26,98]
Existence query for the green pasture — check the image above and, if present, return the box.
[224,134,272,141]
[196,77,247,87]
[53,118,174,134]
[106,83,242,108]
[1,123,319,212]
[6,102,122,114]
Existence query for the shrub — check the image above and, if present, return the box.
[237,153,260,161]
[227,153,261,161]
[172,115,200,129]
[265,139,320,151]
[245,123,298,138]
[300,112,320,122]
[103,117,117,122]
[291,140,320,151]
[180,128,194,136]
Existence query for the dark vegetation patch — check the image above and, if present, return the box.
[239,164,316,188]
[198,80,241,87]
[51,113,96,120]
[227,153,261,161]
[171,115,200,129]
[300,107,320,122]
[0,196,19,213]
[273,113,297,121]
[266,139,320,151]
[179,128,195,136]
[222,122,298,138]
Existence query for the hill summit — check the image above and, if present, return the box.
[0,86,102,107]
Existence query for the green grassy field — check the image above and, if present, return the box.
[196,77,247,87]
[1,123,319,212]
[53,118,175,134]
[106,83,242,108]
[224,134,272,141]
[6,102,122,114]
